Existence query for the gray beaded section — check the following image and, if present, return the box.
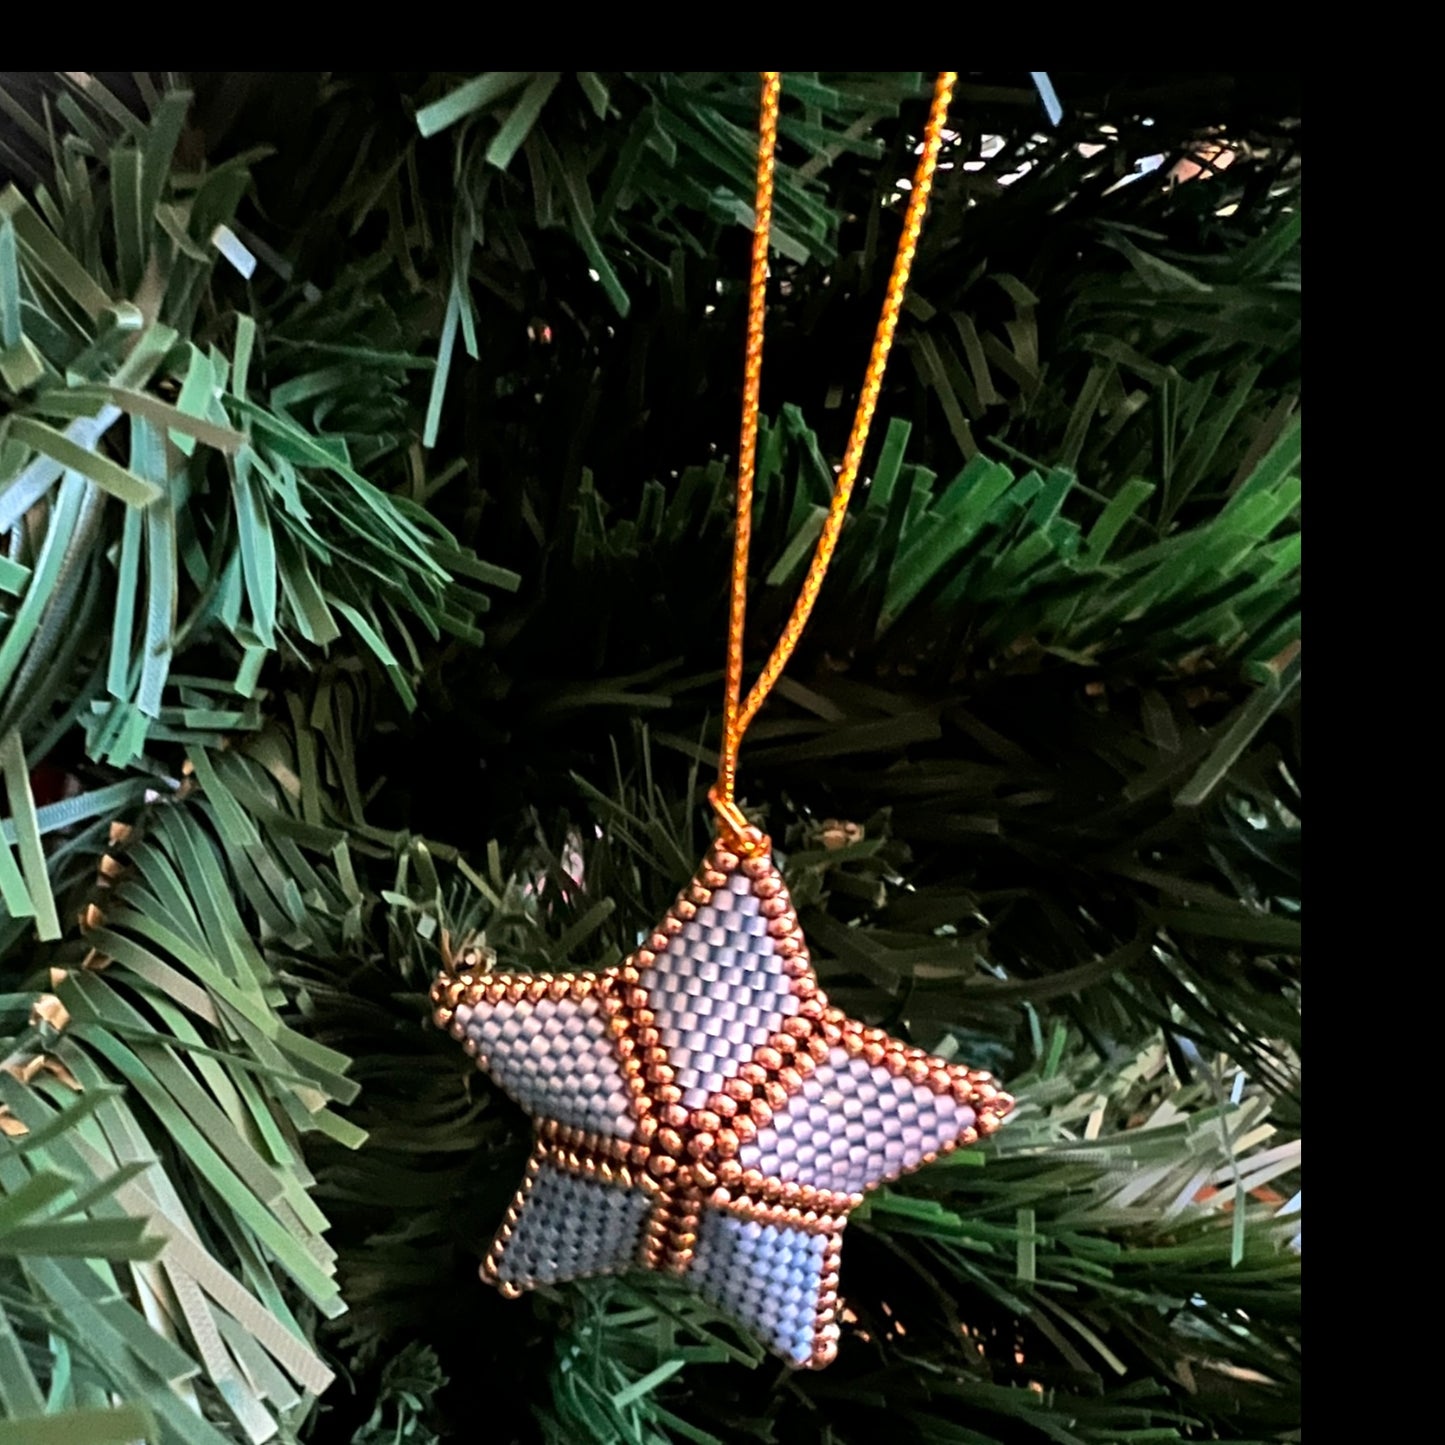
[493,1160,652,1286]
[638,870,800,1110]
[739,1047,978,1194]
[455,994,634,1140]
[691,1209,826,1367]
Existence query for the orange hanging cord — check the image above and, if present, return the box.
[710,70,957,852]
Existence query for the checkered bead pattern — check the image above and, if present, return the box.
[739,1046,979,1196]
[492,1160,653,1287]
[454,994,634,1140]
[692,1211,830,1367]
[637,870,800,1111]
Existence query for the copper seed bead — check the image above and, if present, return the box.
[742,857,770,880]
[741,1062,768,1087]
[709,1093,739,1118]
[906,1059,931,1085]
[741,1168,766,1194]
[725,1078,754,1102]
[764,1081,789,1110]
[778,1066,803,1092]
[883,1052,906,1077]
[731,1114,757,1144]
[755,1046,784,1071]
[711,1186,733,1206]
[657,1128,684,1156]
[692,1110,722,1135]
[693,1162,718,1189]
[784,1015,813,1039]
[714,1127,740,1158]
[625,987,648,1009]
[755,878,782,900]
[702,870,729,889]
[808,1037,832,1062]
[648,1155,677,1178]
[718,1160,743,1186]
[929,1067,954,1094]
[637,1026,660,1047]
[675,899,698,922]
[760,897,788,919]
[712,849,739,873]
[649,933,670,953]
[656,1084,682,1105]
[749,1099,773,1128]
[661,1103,689,1129]
[686,1132,715,1159]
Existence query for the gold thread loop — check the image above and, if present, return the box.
[715,72,956,829]
[707,785,768,858]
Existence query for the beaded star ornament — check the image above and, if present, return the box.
[431,71,1015,1370]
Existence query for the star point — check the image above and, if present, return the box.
[432,839,1014,1368]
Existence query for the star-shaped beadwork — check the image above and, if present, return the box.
[430,836,1014,1368]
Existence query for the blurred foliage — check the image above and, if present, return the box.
[2,72,1298,1444]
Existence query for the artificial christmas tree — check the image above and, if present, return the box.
[1,72,1299,1444]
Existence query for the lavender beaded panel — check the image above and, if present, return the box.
[493,1160,652,1287]
[738,1046,978,1195]
[455,994,634,1140]
[637,870,800,1111]
[691,1210,826,1367]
